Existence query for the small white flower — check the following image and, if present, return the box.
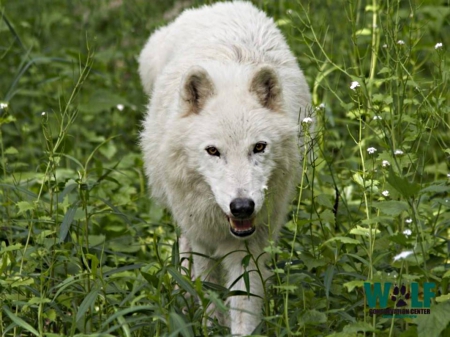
[116,104,125,111]
[447,173,450,178]
[285,261,293,266]
[0,102,8,109]
[350,81,360,90]
[382,44,388,48]
[373,115,382,120]
[393,250,413,261]
[403,229,412,236]
[394,149,404,156]
[405,218,412,224]
[397,40,405,45]
[302,117,313,124]
[367,147,377,154]
[41,112,46,116]
[286,9,293,15]
[262,185,268,192]
[435,42,443,49]
[316,103,325,110]
[382,160,390,167]
[382,190,390,197]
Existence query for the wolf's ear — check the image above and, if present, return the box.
[250,66,282,111]
[181,66,215,115]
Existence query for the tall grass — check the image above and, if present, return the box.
[1,0,449,336]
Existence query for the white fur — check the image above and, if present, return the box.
[139,1,310,335]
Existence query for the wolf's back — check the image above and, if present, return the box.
[138,2,294,96]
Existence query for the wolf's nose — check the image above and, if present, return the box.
[230,198,255,219]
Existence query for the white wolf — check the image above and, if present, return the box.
[139,1,311,335]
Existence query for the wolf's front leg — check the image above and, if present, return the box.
[223,249,269,336]
[189,241,222,324]
[178,235,193,280]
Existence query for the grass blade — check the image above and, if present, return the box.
[167,266,197,297]
[59,202,78,243]
[3,305,39,336]
[76,287,100,323]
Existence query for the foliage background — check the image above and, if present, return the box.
[1,0,449,336]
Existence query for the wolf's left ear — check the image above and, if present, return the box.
[250,66,282,111]
[181,66,215,116]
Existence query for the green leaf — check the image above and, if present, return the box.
[88,235,106,247]
[435,294,450,303]
[168,312,194,337]
[442,270,450,279]
[378,67,391,74]
[4,146,18,154]
[167,266,196,297]
[100,306,156,329]
[243,269,250,294]
[353,172,365,187]
[373,201,409,216]
[241,254,251,268]
[299,309,327,326]
[28,296,51,305]
[3,306,39,336]
[98,141,117,160]
[323,236,360,246]
[324,265,335,299]
[316,194,334,209]
[301,254,328,270]
[350,225,381,237]
[420,185,450,194]
[206,290,228,312]
[273,284,298,292]
[361,216,393,225]
[326,333,358,337]
[59,203,78,243]
[343,280,365,292]
[386,170,420,198]
[11,276,34,288]
[141,271,159,288]
[355,28,371,35]
[276,18,292,27]
[16,201,35,215]
[417,301,450,337]
[388,233,409,246]
[0,243,22,253]
[76,287,100,323]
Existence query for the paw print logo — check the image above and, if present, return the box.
[391,284,410,307]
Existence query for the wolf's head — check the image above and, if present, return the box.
[178,64,298,239]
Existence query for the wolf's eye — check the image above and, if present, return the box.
[206,146,220,157]
[253,142,267,153]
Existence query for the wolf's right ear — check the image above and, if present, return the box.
[250,66,282,112]
[180,66,215,116]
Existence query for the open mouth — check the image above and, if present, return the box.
[227,216,256,238]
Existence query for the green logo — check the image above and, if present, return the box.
[364,282,435,317]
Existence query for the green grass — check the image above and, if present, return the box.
[1,0,449,336]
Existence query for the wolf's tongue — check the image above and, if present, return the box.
[228,217,255,237]
[230,218,253,230]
